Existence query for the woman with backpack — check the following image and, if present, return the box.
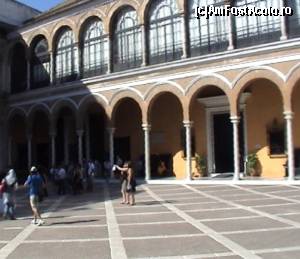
[1,169,18,220]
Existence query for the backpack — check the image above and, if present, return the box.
[0,180,6,194]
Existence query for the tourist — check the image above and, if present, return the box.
[57,165,67,195]
[24,167,44,226]
[2,169,18,220]
[116,161,136,205]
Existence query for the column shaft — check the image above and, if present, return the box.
[27,135,32,169]
[50,133,56,167]
[64,118,69,165]
[284,112,295,181]
[77,130,84,165]
[231,116,240,181]
[143,124,151,181]
[141,24,147,66]
[181,13,188,58]
[184,121,193,181]
[85,119,91,160]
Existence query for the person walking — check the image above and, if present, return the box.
[24,167,44,226]
[2,169,18,220]
[57,165,67,195]
[116,161,136,205]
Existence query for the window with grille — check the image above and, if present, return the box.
[286,0,300,38]
[55,29,78,83]
[113,7,142,72]
[32,38,50,89]
[234,0,281,48]
[148,0,182,65]
[189,0,228,56]
[82,19,108,78]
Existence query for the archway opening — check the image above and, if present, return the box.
[32,110,50,167]
[238,79,285,179]
[149,92,183,179]
[292,80,300,178]
[190,85,237,179]
[113,98,143,177]
[56,107,77,166]
[9,114,27,181]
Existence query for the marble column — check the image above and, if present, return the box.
[184,121,193,181]
[284,111,295,181]
[8,136,12,166]
[64,118,69,165]
[77,130,84,165]
[85,119,91,161]
[50,131,56,167]
[231,116,240,181]
[107,35,112,74]
[143,124,151,181]
[107,127,115,179]
[27,134,32,170]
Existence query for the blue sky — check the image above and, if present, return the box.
[17,0,64,11]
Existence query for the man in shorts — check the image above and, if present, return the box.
[24,167,44,226]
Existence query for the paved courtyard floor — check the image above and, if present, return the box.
[1,183,300,258]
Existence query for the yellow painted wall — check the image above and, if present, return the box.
[245,82,286,178]
[150,94,185,179]
[293,85,300,149]
[191,101,207,175]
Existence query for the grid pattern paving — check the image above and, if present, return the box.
[1,183,300,258]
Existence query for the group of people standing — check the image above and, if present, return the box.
[49,160,96,196]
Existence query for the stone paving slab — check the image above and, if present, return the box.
[205,217,289,232]
[120,222,202,237]
[0,229,24,241]
[234,198,292,207]
[116,212,183,224]
[44,215,107,226]
[254,203,300,214]
[7,241,111,259]
[114,205,169,214]
[177,202,233,211]
[187,208,257,220]
[258,250,300,259]
[225,229,300,250]
[124,236,230,258]
[26,226,108,240]
[222,194,270,201]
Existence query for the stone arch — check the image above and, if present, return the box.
[140,0,184,25]
[78,13,106,41]
[50,98,78,126]
[50,19,78,51]
[106,0,141,32]
[286,62,300,111]
[186,75,234,115]
[78,94,109,128]
[145,83,187,122]
[27,29,51,50]
[232,67,286,115]
[7,107,27,124]
[109,90,145,124]
[27,103,51,130]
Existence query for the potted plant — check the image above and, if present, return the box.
[193,153,207,178]
[246,153,260,176]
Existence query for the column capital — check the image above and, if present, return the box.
[76,130,84,137]
[230,116,240,124]
[183,120,193,127]
[284,111,294,120]
[142,124,151,131]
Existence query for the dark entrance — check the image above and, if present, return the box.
[114,136,131,162]
[213,113,244,174]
